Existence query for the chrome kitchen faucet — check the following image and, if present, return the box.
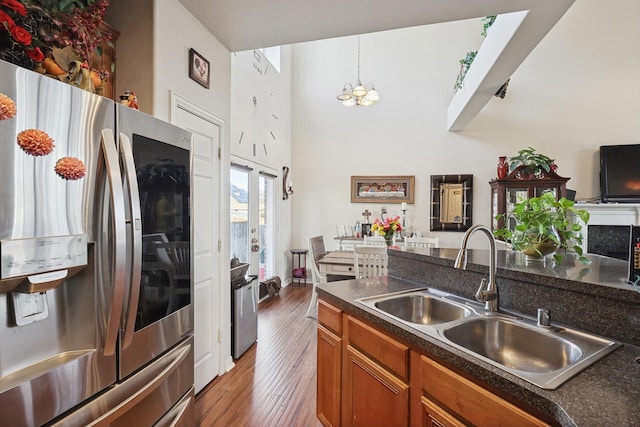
[454,225,499,311]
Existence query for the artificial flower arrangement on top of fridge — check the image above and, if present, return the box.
[0,0,113,93]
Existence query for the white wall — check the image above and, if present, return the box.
[230,48,294,279]
[152,0,230,123]
[290,0,640,250]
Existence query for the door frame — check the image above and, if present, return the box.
[169,92,233,379]
[229,154,280,281]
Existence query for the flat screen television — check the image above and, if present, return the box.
[600,144,640,203]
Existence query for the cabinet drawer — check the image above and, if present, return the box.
[331,264,355,274]
[347,316,409,381]
[421,356,549,427]
[318,299,342,336]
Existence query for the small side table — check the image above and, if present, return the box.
[290,249,308,286]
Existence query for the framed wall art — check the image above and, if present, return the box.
[351,176,415,203]
[189,48,210,89]
[430,174,473,231]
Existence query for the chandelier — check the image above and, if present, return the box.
[336,36,379,107]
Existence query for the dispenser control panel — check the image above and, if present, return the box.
[0,234,87,280]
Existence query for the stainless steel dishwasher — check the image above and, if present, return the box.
[231,264,258,359]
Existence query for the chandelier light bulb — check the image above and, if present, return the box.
[352,83,367,97]
[365,88,379,101]
[342,98,356,107]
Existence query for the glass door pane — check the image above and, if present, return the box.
[534,187,557,198]
[134,135,191,330]
[259,174,276,280]
[231,167,250,263]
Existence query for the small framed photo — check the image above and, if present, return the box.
[189,48,210,89]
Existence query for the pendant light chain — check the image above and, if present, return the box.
[357,35,361,84]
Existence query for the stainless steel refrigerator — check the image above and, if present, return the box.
[0,59,195,426]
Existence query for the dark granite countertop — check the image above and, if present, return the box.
[414,247,640,297]
[317,256,640,426]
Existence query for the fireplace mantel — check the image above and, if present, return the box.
[574,203,640,225]
[574,203,640,257]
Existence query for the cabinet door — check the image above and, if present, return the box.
[343,346,409,427]
[317,325,342,427]
[420,357,549,427]
[420,397,465,427]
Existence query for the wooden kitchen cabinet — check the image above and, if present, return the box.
[416,354,549,427]
[342,345,409,427]
[489,165,569,233]
[342,316,410,427]
[317,300,343,427]
[316,298,550,427]
[420,397,465,427]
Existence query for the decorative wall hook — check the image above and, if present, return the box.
[282,166,293,200]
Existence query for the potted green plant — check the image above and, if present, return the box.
[493,192,590,264]
[508,147,554,176]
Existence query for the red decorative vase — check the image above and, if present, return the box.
[497,156,508,179]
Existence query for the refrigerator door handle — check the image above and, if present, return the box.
[101,129,127,356]
[119,133,142,349]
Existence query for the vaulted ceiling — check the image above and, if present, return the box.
[178,0,575,130]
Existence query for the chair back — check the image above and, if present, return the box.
[154,242,191,280]
[354,246,388,279]
[404,236,439,249]
[308,236,327,284]
[363,235,387,247]
[152,241,190,315]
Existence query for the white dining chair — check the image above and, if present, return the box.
[363,235,387,247]
[353,246,388,279]
[404,236,439,249]
[306,235,327,318]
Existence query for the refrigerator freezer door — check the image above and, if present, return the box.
[50,336,194,427]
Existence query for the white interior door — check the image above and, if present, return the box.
[172,96,222,393]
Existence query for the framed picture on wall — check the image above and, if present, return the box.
[189,48,210,89]
[351,176,415,203]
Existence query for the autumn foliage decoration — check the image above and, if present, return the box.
[0,0,111,70]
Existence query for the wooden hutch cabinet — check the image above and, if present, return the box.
[490,165,569,232]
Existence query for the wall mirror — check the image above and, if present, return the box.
[430,174,473,231]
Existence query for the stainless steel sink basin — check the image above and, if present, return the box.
[442,318,582,373]
[374,294,471,325]
[356,288,621,390]
[440,316,620,389]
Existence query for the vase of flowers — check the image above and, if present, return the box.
[371,216,402,246]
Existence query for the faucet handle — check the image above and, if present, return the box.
[475,278,498,303]
[474,278,487,302]
[537,308,551,327]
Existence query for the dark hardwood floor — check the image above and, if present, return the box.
[195,284,323,426]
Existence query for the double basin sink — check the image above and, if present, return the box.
[357,288,620,390]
